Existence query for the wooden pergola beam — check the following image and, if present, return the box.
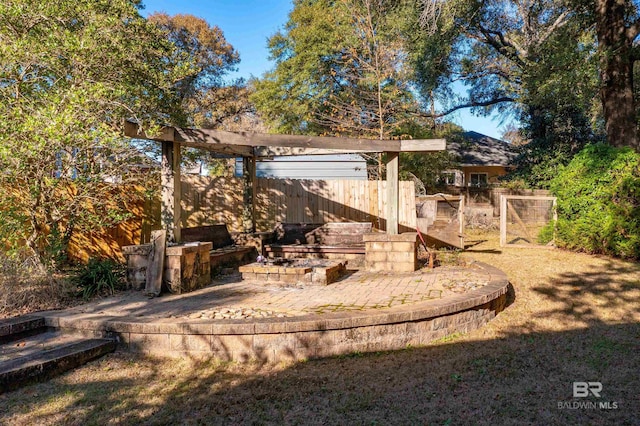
[124,120,447,239]
[125,121,446,156]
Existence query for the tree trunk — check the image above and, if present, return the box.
[596,0,639,151]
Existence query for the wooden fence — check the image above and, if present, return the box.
[253,178,416,232]
[179,176,417,232]
[68,176,417,261]
[180,175,245,232]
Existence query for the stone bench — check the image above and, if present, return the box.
[264,222,373,265]
[181,225,257,270]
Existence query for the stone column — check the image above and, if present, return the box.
[363,232,419,272]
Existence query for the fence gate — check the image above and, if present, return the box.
[500,195,557,248]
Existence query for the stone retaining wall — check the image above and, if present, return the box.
[46,263,509,363]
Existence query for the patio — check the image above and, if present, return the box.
[41,261,509,362]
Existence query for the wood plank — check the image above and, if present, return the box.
[255,147,384,156]
[329,182,338,222]
[503,195,558,202]
[160,141,181,243]
[400,139,446,152]
[369,182,377,228]
[250,157,257,232]
[257,139,445,156]
[145,230,166,297]
[176,127,398,150]
[337,180,345,220]
[125,120,174,142]
[241,157,254,232]
[386,152,399,235]
[500,195,507,246]
[126,120,446,155]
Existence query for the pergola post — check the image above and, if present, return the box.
[242,156,256,233]
[386,151,399,235]
[161,141,181,243]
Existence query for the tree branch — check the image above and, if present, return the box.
[627,17,640,42]
[417,96,515,118]
[538,10,571,47]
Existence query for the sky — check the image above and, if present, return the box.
[141,0,508,139]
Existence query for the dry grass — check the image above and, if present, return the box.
[0,257,76,318]
[1,231,639,425]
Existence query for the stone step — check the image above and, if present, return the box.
[0,315,46,344]
[0,331,115,393]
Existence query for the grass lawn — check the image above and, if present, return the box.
[1,231,639,425]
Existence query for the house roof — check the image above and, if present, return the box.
[447,131,517,167]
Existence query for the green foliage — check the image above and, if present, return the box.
[147,12,246,129]
[251,0,421,138]
[550,144,640,259]
[413,0,610,172]
[0,0,192,268]
[73,258,125,300]
[399,125,462,193]
[537,220,556,245]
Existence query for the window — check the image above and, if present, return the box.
[469,172,488,187]
[440,172,456,186]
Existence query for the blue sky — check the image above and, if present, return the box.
[141,0,508,139]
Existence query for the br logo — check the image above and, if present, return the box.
[573,382,602,398]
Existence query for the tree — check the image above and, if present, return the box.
[252,0,420,140]
[413,0,611,187]
[147,13,247,128]
[148,13,255,175]
[418,0,640,152]
[0,0,189,267]
[592,0,640,151]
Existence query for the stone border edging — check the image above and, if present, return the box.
[44,262,509,337]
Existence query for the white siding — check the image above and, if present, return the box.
[235,154,367,180]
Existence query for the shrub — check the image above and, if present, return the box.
[549,144,639,259]
[537,221,556,245]
[73,258,125,300]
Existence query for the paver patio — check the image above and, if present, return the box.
[43,264,493,322]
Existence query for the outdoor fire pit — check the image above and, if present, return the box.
[238,258,347,286]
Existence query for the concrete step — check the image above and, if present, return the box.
[0,315,46,344]
[0,330,115,393]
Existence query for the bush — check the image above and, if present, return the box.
[549,144,640,259]
[537,221,556,245]
[73,258,125,300]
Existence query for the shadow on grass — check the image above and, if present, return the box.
[531,261,640,323]
[2,255,638,425]
[464,239,488,249]
[2,323,637,426]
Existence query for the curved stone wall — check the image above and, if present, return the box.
[46,262,509,362]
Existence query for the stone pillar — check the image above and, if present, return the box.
[363,232,419,272]
[164,242,213,294]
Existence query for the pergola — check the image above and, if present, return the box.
[124,120,446,242]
